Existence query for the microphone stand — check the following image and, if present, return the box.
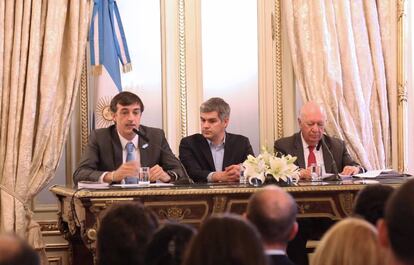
[132,128,193,184]
[321,136,341,181]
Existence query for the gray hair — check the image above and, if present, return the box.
[200,97,230,121]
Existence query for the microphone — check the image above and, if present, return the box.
[320,135,340,181]
[316,139,322,151]
[132,128,193,184]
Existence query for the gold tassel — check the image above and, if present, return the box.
[122,63,132,73]
[91,65,102,76]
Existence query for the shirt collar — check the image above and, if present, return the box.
[207,134,226,148]
[300,132,313,149]
[117,131,139,149]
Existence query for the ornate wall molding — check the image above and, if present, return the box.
[79,56,89,154]
[178,0,188,138]
[397,0,407,172]
[273,0,283,139]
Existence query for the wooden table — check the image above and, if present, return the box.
[50,178,404,265]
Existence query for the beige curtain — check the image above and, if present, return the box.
[0,0,89,261]
[283,0,397,169]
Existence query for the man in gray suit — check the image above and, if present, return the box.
[274,101,362,180]
[73,91,185,184]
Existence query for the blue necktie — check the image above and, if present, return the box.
[125,142,138,184]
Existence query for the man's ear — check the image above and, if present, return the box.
[289,221,299,241]
[223,118,229,128]
[377,218,389,248]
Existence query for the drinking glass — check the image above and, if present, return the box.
[139,167,150,186]
[310,163,323,181]
[239,164,247,185]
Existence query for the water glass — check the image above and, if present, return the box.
[239,164,247,185]
[310,163,323,181]
[139,167,150,186]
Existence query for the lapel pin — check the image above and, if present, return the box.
[142,143,149,149]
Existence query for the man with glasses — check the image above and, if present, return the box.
[73,91,185,184]
[274,101,361,180]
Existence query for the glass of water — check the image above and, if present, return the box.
[139,167,150,186]
[239,164,247,185]
[310,163,323,181]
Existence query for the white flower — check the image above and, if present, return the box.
[242,149,299,185]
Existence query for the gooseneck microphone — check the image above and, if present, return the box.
[320,135,340,181]
[132,128,193,184]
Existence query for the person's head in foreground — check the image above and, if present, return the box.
[0,234,39,265]
[182,214,268,265]
[311,217,384,265]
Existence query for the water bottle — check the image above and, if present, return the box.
[239,164,247,185]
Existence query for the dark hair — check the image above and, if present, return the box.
[385,180,414,265]
[246,186,297,244]
[145,223,196,265]
[353,184,394,225]
[200,97,230,121]
[110,91,144,113]
[182,214,267,265]
[97,202,159,265]
[0,236,39,265]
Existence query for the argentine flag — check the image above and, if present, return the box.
[89,0,132,128]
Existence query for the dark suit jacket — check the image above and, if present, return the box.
[73,125,186,184]
[267,254,296,265]
[274,132,360,173]
[179,133,254,182]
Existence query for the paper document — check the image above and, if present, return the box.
[353,169,393,178]
[78,181,110,189]
[112,183,174,188]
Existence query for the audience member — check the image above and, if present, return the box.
[0,234,39,265]
[246,185,297,265]
[145,223,196,265]
[378,179,414,265]
[311,218,384,265]
[182,214,268,265]
[97,202,158,265]
[353,184,394,225]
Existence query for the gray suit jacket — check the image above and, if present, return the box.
[274,132,360,173]
[73,125,185,184]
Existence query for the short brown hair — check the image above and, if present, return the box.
[110,91,144,113]
[200,97,230,121]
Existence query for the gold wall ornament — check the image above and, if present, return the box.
[397,0,407,172]
[178,0,188,138]
[273,0,283,139]
[80,56,89,154]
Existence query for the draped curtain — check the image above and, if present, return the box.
[0,0,89,262]
[283,0,397,169]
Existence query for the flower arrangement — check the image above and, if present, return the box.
[242,148,300,185]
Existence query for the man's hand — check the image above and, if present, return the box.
[149,164,171,183]
[104,161,140,183]
[212,164,241,182]
[340,166,360,176]
[299,168,312,180]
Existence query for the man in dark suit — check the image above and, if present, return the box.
[179,97,254,183]
[274,101,362,180]
[73,91,185,184]
[246,185,297,265]
[274,102,363,265]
